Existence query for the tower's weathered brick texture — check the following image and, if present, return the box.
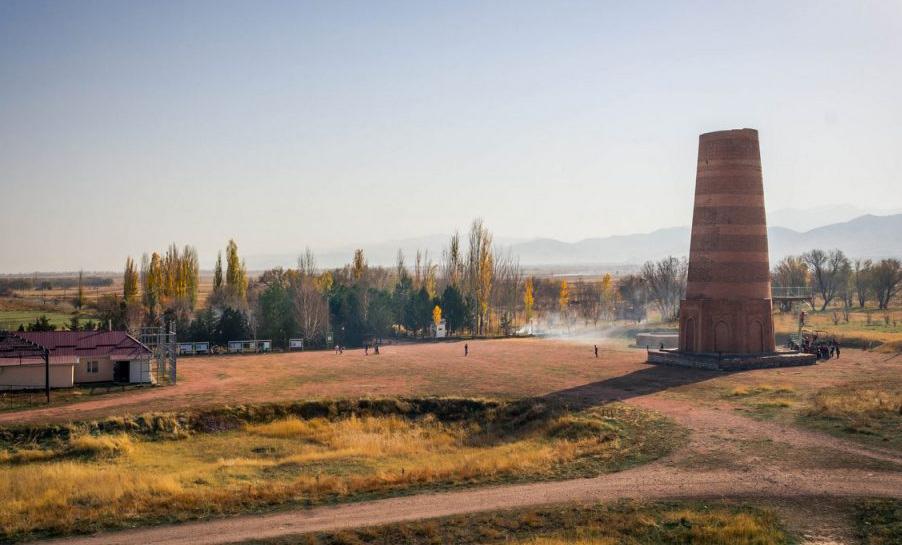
[679,128,776,354]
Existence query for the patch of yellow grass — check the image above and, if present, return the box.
[810,388,901,418]
[521,538,618,545]
[730,384,796,397]
[2,461,182,536]
[512,508,783,545]
[248,414,463,457]
[730,385,751,396]
[663,508,784,544]
[0,448,56,464]
[68,434,134,458]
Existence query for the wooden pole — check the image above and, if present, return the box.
[44,348,50,403]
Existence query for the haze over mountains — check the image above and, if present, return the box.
[247,213,902,271]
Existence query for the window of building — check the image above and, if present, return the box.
[87,361,98,373]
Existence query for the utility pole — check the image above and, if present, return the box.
[44,347,50,403]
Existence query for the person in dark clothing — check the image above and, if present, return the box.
[374,344,380,355]
[364,344,369,356]
[834,340,840,359]
[464,343,468,356]
[594,345,598,358]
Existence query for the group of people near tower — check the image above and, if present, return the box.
[800,333,840,360]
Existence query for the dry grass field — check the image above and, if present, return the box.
[0,399,679,540]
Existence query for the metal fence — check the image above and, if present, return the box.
[139,324,177,385]
[771,286,813,299]
[0,388,48,410]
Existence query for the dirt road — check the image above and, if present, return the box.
[40,465,901,545]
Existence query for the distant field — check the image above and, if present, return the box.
[0,310,75,330]
[3,274,217,313]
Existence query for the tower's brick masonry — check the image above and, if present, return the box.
[679,128,776,354]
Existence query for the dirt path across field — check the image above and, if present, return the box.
[40,465,901,545]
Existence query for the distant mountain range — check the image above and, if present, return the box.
[246,214,902,270]
[507,214,902,266]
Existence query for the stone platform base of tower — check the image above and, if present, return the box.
[646,348,817,371]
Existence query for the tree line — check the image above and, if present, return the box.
[772,250,902,311]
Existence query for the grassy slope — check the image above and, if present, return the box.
[0,399,684,541]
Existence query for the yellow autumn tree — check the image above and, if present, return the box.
[600,273,615,320]
[433,305,442,327]
[523,278,535,323]
[559,280,569,313]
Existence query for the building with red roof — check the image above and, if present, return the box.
[0,331,152,390]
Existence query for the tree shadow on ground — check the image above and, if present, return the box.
[543,362,735,411]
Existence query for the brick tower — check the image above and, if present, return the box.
[678,128,776,354]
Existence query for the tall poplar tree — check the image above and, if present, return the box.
[213,251,224,293]
[225,239,247,303]
[123,257,139,303]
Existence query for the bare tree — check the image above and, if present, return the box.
[442,231,463,288]
[640,256,687,321]
[617,274,647,323]
[466,219,494,335]
[871,258,902,310]
[293,249,329,343]
[803,249,851,311]
[395,249,407,282]
[853,259,873,308]
[575,279,601,326]
[491,249,521,335]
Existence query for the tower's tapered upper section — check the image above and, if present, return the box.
[685,128,771,301]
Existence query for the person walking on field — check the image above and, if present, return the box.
[594,345,598,358]
[464,343,468,357]
[834,340,841,359]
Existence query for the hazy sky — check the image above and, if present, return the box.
[2,1,901,272]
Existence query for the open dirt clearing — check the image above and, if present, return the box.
[3,337,898,426]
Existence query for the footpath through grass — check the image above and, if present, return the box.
[0,397,684,542]
[237,501,790,545]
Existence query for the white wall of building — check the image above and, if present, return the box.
[0,364,75,389]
